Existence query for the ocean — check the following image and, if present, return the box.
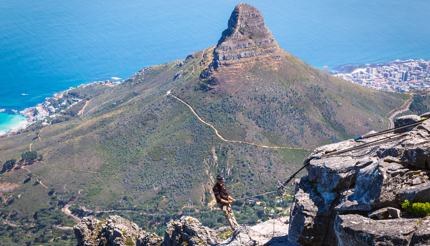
[1,0,429,133]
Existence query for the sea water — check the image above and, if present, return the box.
[1,0,429,132]
[0,113,27,135]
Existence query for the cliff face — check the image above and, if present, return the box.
[202,3,282,86]
[212,3,281,69]
[288,113,430,245]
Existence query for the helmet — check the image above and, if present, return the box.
[216,175,225,182]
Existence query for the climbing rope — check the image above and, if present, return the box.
[256,118,428,198]
[355,118,427,140]
[234,190,279,202]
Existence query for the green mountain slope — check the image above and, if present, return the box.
[0,3,406,245]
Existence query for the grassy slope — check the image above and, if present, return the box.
[0,49,406,244]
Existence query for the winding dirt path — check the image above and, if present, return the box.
[61,204,80,223]
[60,190,82,223]
[166,90,310,151]
[388,94,414,128]
[78,100,90,117]
[21,166,48,189]
[28,128,43,151]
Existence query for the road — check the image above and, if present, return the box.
[388,94,414,128]
[61,204,80,223]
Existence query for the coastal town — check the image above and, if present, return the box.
[334,59,430,92]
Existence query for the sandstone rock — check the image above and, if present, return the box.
[410,217,430,245]
[334,214,419,246]
[220,218,292,246]
[368,207,401,220]
[420,112,430,119]
[398,182,430,203]
[75,214,292,246]
[288,177,330,245]
[163,216,221,246]
[201,3,283,86]
[74,215,162,246]
[394,114,422,133]
[74,217,100,246]
[212,3,281,68]
[288,116,430,245]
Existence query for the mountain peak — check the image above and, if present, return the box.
[200,4,283,87]
[209,4,282,71]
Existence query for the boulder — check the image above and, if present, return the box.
[334,214,419,246]
[394,114,422,133]
[368,207,401,220]
[288,116,430,245]
[163,216,220,246]
[74,217,100,246]
[220,218,291,246]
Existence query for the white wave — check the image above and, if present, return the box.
[21,93,29,96]
[0,114,29,136]
[111,76,122,81]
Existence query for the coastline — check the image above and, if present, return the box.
[0,78,122,137]
[332,59,430,92]
[0,112,29,136]
[332,59,425,73]
[1,58,428,137]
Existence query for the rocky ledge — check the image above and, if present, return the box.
[74,215,162,246]
[288,113,430,245]
[74,215,290,246]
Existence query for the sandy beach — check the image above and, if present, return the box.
[0,113,29,136]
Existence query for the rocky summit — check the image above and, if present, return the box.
[202,3,282,86]
[288,113,430,245]
[213,3,281,68]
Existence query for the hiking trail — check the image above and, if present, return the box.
[166,90,310,151]
[388,94,414,128]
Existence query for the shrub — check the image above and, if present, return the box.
[21,151,38,163]
[401,200,430,217]
[217,228,233,240]
[1,159,16,173]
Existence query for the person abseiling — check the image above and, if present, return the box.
[212,175,239,230]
